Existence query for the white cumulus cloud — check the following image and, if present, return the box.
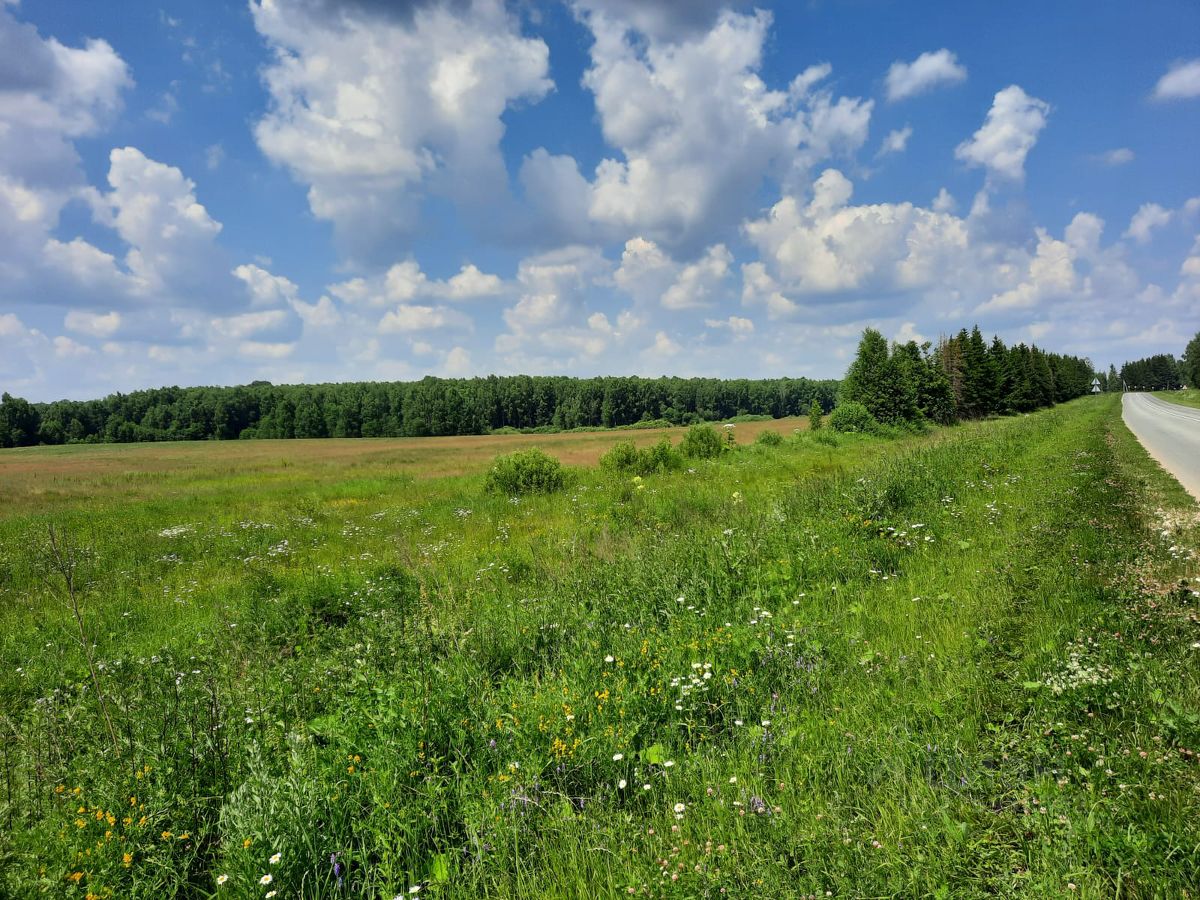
[955,85,1050,182]
[1153,58,1200,100]
[250,0,551,261]
[885,49,967,102]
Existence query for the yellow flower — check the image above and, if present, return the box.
[243,838,253,849]
[68,872,83,883]
[122,853,132,867]
[161,831,173,840]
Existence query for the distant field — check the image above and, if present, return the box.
[1154,388,1200,410]
[1,397,1197,897]
[0,416,805,517]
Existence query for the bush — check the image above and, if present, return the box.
[829,401,878,434]
[641,437,682,472]
[679,424,724,459]
[755,429,784,447]
[811,429,840,447]
[484,448,566,495]
[599,440,640,472]
[808,399,824,431]
[600,438,682,475]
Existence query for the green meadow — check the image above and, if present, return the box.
[1,395,1197,898]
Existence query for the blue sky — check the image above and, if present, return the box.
[1,0,1198,401]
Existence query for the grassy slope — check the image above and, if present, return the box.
[0,397,1197,898]
[1153,388,1200,410]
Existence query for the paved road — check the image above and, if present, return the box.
[1122,393,1200,501]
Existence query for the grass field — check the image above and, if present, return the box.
[0,417,804,518]
[1154,389,1200,410]
[1,397,1198,898]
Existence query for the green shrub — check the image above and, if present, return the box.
[755,429,784,447]
[808,399,824,431]
[600,440,640,472]
[600,438,682,475]
[830,401,878,434]
[484,448,566,495]
[641,437,682,472]
[679,424,724,459]
[811,429,840,447]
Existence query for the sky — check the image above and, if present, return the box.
[1,0,1198,402]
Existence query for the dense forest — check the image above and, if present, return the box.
[840,326,1098,426]
[0,376,838,447]
[1120,353,1185,391]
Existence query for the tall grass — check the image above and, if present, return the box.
[0,396,1196,897]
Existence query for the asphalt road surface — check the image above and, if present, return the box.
[1122,392,1200,502]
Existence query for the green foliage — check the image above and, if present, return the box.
[599,438,682,475]
[1183,332,1200,388]
[483,448,566,495]
[829,401,878,433]
[1121,353,1182,391]
[4,374,840,446]
[0,392,39,448]
[678,424,724,459]
[754,429,784,447]
[808,399,824,431]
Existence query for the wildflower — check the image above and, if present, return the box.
[122,853,132,867]
[618,779,627,789]
[269,852,281,864]
[612,753,624,761]
[217,874,229,885]
[663,760,675,768]
[605,655,615,663]
[266,893,277,899]
[673,802,686,814]
[243,838,253,849]
[259,874,273,886]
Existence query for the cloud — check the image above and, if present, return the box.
[328,259,506,308]
[205,143,225,170]
[1153,58,1200,100]
[704,315,754,336]
[974,229,1077,313]
[440,345,472,377]
[661,244,733,310]
[955,85,1049,181]
[1124,202,1171,244]
[494,245,633,367]
[233,263,300,307]
[572,0,739,40]
[1093,147,1134,166]
[520,7,872,252]
[878,125,912,156]
[64,309,121,338]
[743,168,969,301]
[378,304,472,334]
[0,5,131,276]
[250,0,551,262]
[90,147,231,303]
[884,49,967,102]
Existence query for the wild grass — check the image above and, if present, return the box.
[1153,388,1200,410]
[0,396,1196,898]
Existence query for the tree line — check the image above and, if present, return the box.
[0,376,838,448]
[839,326,1098,426]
